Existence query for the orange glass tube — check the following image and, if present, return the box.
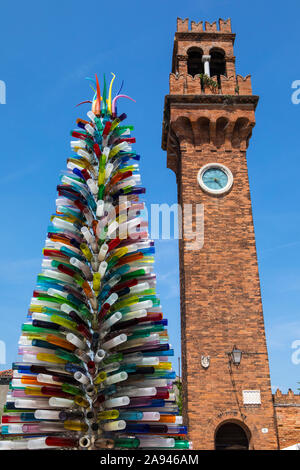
[158,415,177,423]
[116,252,143,267]
[92,220,98,237]
[48,234,73,246]
[21,376,39,385]
[46,334,76,351]
[82,281,93,298]
[76,118,90,126]
[109,170,132,188]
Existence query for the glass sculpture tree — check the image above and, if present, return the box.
[0,75,190,450]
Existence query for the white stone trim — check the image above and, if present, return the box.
[242,389,261,405]
[197,162,233,195]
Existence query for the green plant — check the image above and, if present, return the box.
[223,94,234,105]
[199,73,218,90]
[175,379,183,415]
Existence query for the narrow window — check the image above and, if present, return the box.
[210,48,226,82]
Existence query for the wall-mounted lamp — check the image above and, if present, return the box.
[230,345,242,366]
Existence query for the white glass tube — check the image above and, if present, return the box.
[94,349,105,363]
[138,437,175,448]
[34,410,61,420]
[104,371,128,386]
[66,333,86,350]
[15,398,52,409]
[102,334,127,351]
[98,243,108,262]
[100,312,122,331]
[74,371,89,385]
[103,396,130,409]
[141,412,160,421]
[48,397,74,408]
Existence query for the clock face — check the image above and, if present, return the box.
[197,163,233,195]
[202,167,228,191]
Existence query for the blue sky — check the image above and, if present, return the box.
[0,0,299,393]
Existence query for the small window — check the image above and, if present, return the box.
[187,48,204,76]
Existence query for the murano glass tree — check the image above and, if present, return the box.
[0,74,190,450]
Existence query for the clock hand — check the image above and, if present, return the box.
[212,177,222,187]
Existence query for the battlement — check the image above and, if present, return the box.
[169,73,252,96]
[273,388,300,405]
[177,17,232,33]
[273,388,300,449]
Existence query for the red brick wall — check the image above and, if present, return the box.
[273,389,300,449]
[176,142,279,449]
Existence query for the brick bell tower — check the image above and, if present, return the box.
[161,18,279,450]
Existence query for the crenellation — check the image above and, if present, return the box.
[186,74,201,94]
[191,20,203,32]
[177,17,189,32]
[205,21,217,32]
[169,73,186,94]
[273,389,300,448]
[236,74,252,95]
[274,388,300,404]
[220,74,236,95]
[177,17,233,34]
[169,73,222,96]
[219,18,232,32]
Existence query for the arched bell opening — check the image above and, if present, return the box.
[210,48,226,86]
[187,47,204,77]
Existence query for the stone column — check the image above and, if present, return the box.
[202,55,211,76]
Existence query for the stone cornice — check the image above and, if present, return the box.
[175,31,236,43]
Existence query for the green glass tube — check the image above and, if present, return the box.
[132,325,164,335]
[55,349,81,364]
[103,353,123,365]
[173,440,191,449]
[98,225,108,243]
[94,117,104,131]
[127,331,151,340]
[120,269,146,281]
[79,304,93,320]
[62,383,83,396]
[22,324,57,336]
[114,437,140,449]
[98,184,105,200]
[107,256,119,271]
